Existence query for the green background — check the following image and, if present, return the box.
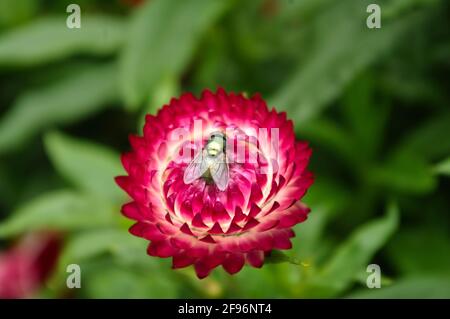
[0,0,449,298]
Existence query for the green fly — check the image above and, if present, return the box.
[183,132,229,191]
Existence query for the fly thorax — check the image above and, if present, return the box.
[206,140,224,157]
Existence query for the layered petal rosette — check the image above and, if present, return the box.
[116,88,313,278]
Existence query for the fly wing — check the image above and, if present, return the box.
[210,152,229,191]
[183,149,209,185]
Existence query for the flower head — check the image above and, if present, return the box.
[116,88,313,278]
[0,232,61,298]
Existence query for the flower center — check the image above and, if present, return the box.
[160,130,271,233]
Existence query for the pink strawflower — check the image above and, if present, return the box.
[0,232,61,298]
[116,88,313,278]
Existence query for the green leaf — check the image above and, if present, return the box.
[353,270,393,287]
[137,74,180,130]
[0,162,14,209]
[265,250,304,266]
[0,62,118,153]
[0,190,116,238]
[82,264,178,298]
[120,0,228,109]
[398,112,450,161]
[386,227,450,276]
[434,157,450,176]
[269,0,432,121]
[342,72,388,159]
[0,15,125,67]
[44,131,124,202]
[370,150,437,194]
[0,0,37,28]
[58,229,145,268]
[297,118,356,166]
[381,0,441,18]
[53,229,178,298]
[348,276,450,298]
[293,177,351,261]
[291,206,333,265]
[304,202,399,297]
[52,228,144,288]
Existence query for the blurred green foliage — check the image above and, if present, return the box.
[0,0,449,298]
